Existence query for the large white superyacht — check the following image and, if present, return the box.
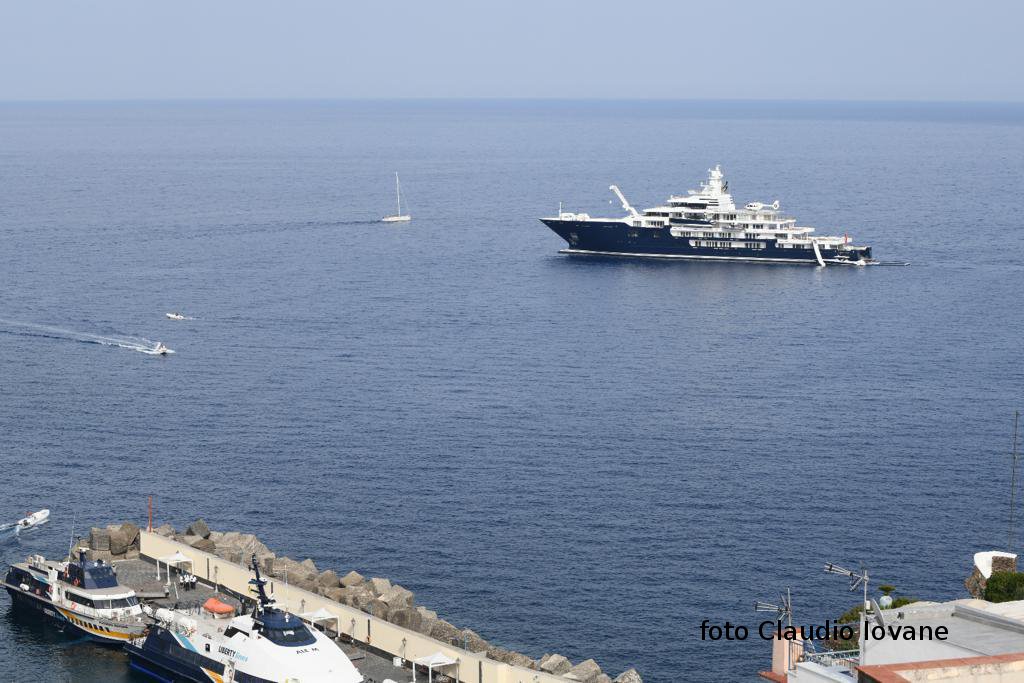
[541,165,875,266]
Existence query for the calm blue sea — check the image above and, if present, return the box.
[1,100,1023,683]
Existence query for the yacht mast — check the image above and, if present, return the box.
[395,173,402,216]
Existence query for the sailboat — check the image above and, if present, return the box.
[381,172,411,223]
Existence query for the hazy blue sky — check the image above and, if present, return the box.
[1,0,1022,101]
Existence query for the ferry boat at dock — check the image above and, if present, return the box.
[126,554,363,683]
[3,549,146,643]
[541,166,874,266]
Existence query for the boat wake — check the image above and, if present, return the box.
[0,318,169,356]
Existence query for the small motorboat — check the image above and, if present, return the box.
[153,342,172,355]
[16,509,49,530]
[166,312,186,320]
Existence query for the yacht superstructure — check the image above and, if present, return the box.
[541,166,874,266]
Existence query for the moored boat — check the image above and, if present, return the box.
[3,549,146,644]
[126,553,363,683]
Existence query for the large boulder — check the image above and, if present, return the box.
[108,526,133,555]
[381,584,414,608]
[324,587,347,602]
[460,628,488,653]
[367,577,391,596]
[507,652,537,669]
[340,570,363,587]
[338,585,373,608]
[119,522,140,549]
[613,669,642,683]
[568,659,603,683]
[269,556,303,579]
[300,558,318,574]
[87,548,113,562]
[540,654,572,675]
[289,572,319,592]
[180,534,202,548]
[415,606,438,636]
[317,570,340,588]
[89,527,110,551]
[487,645,511,662]
[186,519,211,539]
[364,598,390,617]
[430,619,461,644]
[216,532,272,559]
[387,607,423,631]
[594,676,612,683]
[153,523,176,537]
[191,537,217,553]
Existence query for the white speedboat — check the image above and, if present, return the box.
[165,312,186,321]
[152,342,172,355]
[381,172,411,222]
[16,509,49,530]
[126,554,363,682]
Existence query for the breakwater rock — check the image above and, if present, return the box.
[92,518,640,683]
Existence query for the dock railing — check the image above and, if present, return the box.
[141,532,568,683]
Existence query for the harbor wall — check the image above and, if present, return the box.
[140,531,570,683]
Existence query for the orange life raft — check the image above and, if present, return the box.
[202,597,235,617]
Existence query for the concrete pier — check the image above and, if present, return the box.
[86,521,640,683]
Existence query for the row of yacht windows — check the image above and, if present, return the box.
[67,593,139,609]
[644,216,790,230]
[690,240,768,250]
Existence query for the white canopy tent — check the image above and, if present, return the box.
[413,652,459,683]
[300,607,341,638]
[156,551,194,580]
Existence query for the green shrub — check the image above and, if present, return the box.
[984,572,1024,603]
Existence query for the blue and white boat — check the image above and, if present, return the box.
[541,166,874,266]
[3,549,146,643]
[126,554,363,683]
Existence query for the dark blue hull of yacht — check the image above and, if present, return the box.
[125,627,226,683]
[541,219,872,264]
[126,626,276,683]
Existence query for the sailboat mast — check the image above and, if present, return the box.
[395,172,401,216]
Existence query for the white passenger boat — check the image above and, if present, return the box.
[166,312,186,320]
[126,554,363,682]
[3,549,147,643]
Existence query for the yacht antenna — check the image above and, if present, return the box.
[248,553,276,613]
[1010,410,1021,551]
